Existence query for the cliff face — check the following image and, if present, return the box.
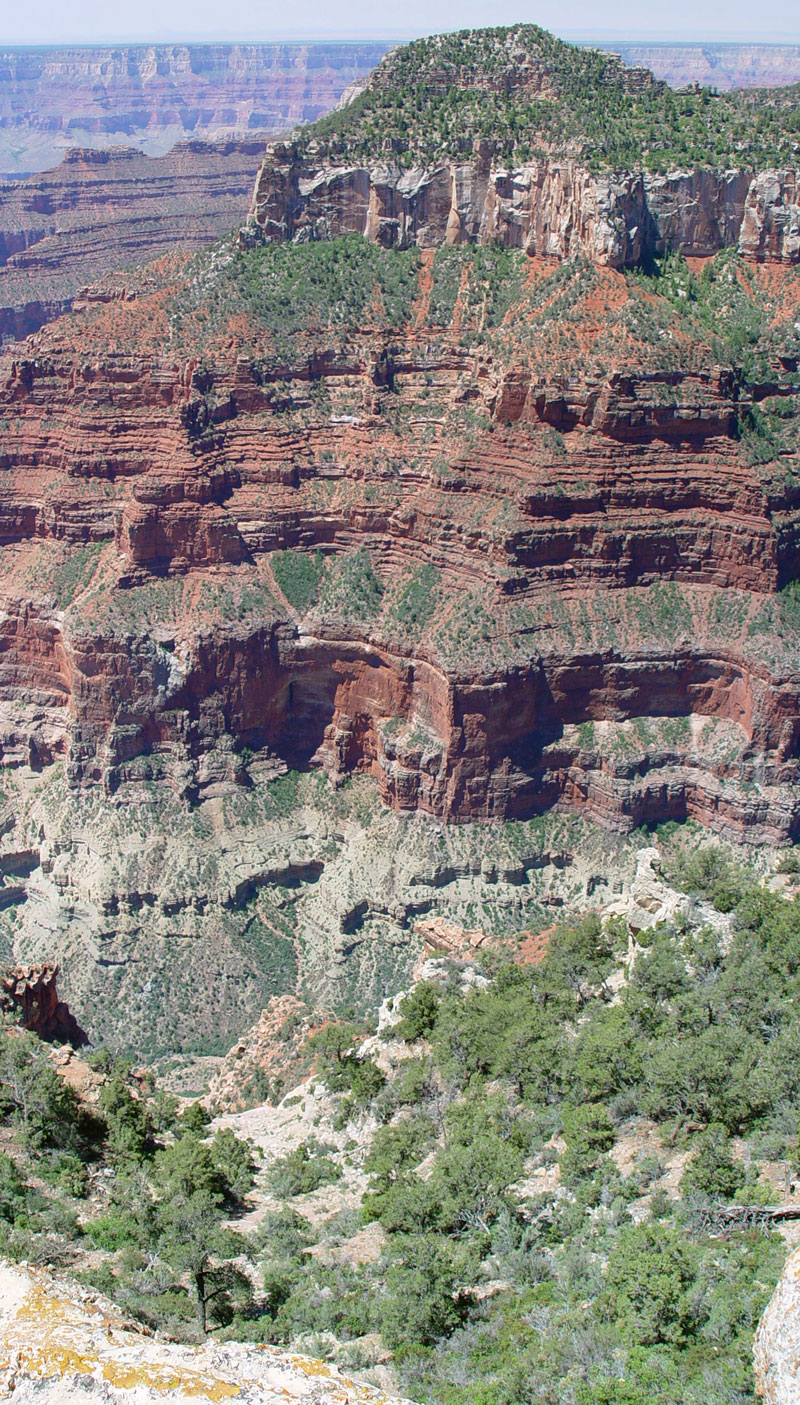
[0,42,394,176]
[741,171,800,265]
[0,140,266,341]
[0,962,86,1044]
[1,245,800,847]
[248,145,797,268]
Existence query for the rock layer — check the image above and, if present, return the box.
[0,141,267,341]
[2,251,800,845]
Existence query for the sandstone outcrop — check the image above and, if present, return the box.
[754,1246,800,1403]
[0,1259,412,1403]
[412,917,491,976]
[740,171,800,265]
[0,963,86,1045]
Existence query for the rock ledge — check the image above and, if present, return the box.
[0,1259,412,1404]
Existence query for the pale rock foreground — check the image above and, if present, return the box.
[0,1260,413,1404]
[754,1247,800,1403]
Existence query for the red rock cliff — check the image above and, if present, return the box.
[1,245,799,844]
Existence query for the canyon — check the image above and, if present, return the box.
[0,42,395,341]
[0,24,799,1049]
[0,43,394,176]
[1,28,799,1405]
[2,38,798,183]
[0,232,798,1046]
[3,261,800,837]
[5,35,800,344]
[604,41,800,92]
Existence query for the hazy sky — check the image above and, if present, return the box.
[3,0,799,45]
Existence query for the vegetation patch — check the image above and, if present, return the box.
[315,548,384,622]
[302,25,800,174]
[271,550,325,615]
[1,848,797,1399]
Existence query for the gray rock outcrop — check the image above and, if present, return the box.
[754,1247,800,1403]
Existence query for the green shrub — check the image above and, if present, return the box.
[681,1125,746,1201]
[0,1152,27,1222]
[380,1234,473,1350]
[266,1140,342,1198]
[99,1074,150,1161]
[394,981,440,1042]
[560,1104,615,1186]
[602,1223,701,1346]
[271,550,325,614]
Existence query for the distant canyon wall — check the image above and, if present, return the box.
[3,39,798,180]
[0,140,267,340]
[0,42,395,175]
[604,41,800,92]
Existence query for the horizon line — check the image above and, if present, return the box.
[3,28,800,47]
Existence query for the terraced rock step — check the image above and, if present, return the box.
[0,141,267,341]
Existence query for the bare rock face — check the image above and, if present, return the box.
[249,147,775,268]
[0,1258,412,1403]
[754,1247,800,1403]
[249,146,648,265]
[412,917,492,976]
[0,963,86,1045]
[740,172,800,264]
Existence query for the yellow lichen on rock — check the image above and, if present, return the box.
[0,1260,414,1404]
